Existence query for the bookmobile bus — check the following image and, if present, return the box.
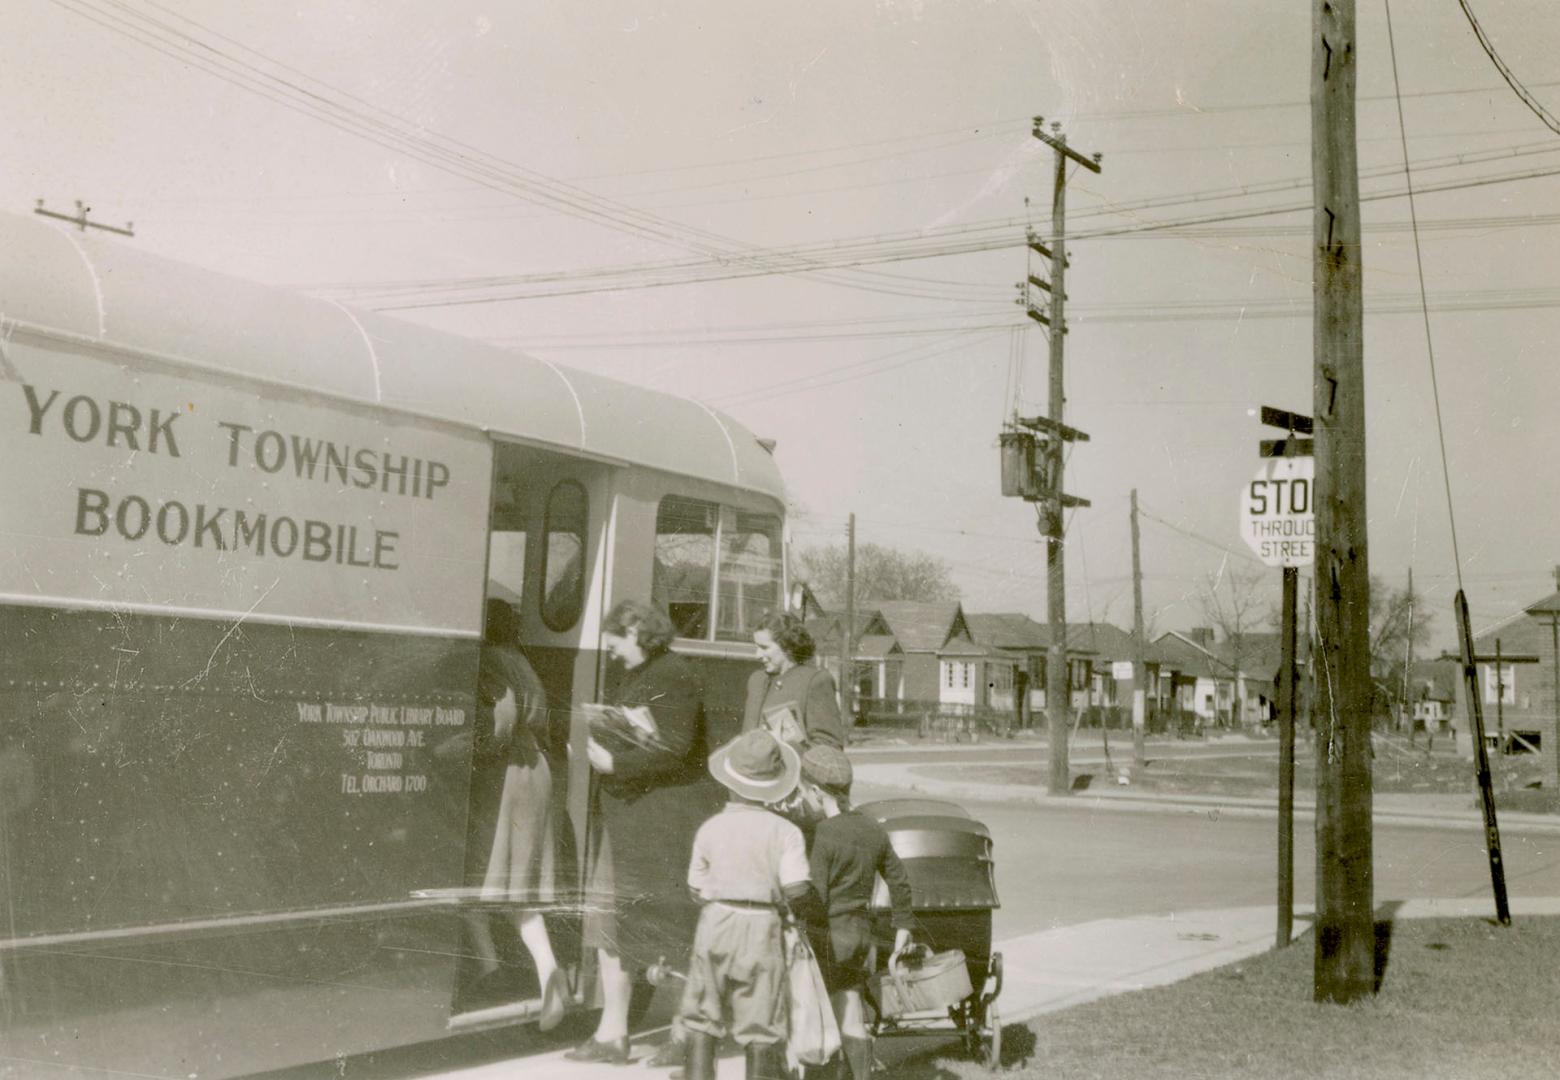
[0,210,792,1077]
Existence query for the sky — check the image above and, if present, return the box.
[5,0,1558,653]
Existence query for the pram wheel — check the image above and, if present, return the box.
[979,1002,1000,1068]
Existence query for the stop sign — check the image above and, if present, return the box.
[1240,456,1315,567]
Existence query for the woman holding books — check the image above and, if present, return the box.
[742,611,845,750]
[566,599,721,1065]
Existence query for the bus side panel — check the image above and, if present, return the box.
[0,604,480,1077]
[0,912,460,1079]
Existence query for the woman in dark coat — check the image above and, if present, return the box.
[742,611,845,750]
[566,599,720,1064]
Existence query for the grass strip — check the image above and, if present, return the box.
[897,916,1560,1079]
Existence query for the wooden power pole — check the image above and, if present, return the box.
[1311,0,1375,1004]
[1130,489,1147,767]
[841,512,857,727]
[1031,118,1101,796]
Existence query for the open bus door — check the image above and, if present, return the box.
[444,441,614,1032]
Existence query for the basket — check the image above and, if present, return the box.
[872,948,973,1017]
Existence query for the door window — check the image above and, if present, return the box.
[540,481,587,631]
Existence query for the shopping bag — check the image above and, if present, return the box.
[784,923,841,1068]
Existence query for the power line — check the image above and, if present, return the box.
[302,133,1560,296]
[1069,285,1560,325]
[50,0,996,306]
[1137,506,1266,567]
[707,328,1007,409]
[505,319,1023,351]
[1456,0,1560,137]
[336,158,1560,308]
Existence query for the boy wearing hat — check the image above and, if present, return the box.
[800,744,915,1080]
[679,730,815,1080]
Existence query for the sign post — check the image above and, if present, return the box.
[1249,410,1315,950]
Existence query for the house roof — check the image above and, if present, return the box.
[1071,622,1138,660]
[937,637,992,659]
[1409,657,1460,703]
[966,613,1050,651]
[807,609,897,654]
[966,613,1134,657]
[1213,631,1283,684]
[855,634,902,659]
[873,601,968,653]
[1525,590,1560,618]
[1151,631,1223,679]
[1473,607,1554,657]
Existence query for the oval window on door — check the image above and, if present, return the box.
[540,480,588,631]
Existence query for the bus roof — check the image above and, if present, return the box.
[0,212,785,503]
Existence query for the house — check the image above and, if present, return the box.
[1212,631,1283,727]
[1462,583,1560,761]
[1152,629,1230,728]
[965,613,1100,719]
[873,601,991,711]
[1406,656,1459,736]
[806,608,902,715]
[810,601,996,716]
[1066,622,1175,730]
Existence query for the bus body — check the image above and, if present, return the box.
[0,212,787,1077]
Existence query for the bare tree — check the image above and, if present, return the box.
[794,542,959,608]
[1369,574,1433,723]
[1199,565,1272,726]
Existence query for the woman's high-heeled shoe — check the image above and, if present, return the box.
[563,1035,630,1064]
[537,969,568,1032]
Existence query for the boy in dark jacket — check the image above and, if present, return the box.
[799,745,915,1080]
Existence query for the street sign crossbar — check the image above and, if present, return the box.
[1260,405,1314,434]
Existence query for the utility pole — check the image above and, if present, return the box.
[1403,566,1416,743]
[34,199,134,237]
[1311,0,1375,1004]
[1031,118,1101,796]
[1130,489,1147,768]
[841,513,857,728]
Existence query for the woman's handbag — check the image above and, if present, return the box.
[783,921,841,1067]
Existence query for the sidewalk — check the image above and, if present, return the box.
[425,894,1560,1080]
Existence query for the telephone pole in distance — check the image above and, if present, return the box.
[34,199,135,237]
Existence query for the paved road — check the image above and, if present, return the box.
[850,737,1279,768]
[876,791,1560,942]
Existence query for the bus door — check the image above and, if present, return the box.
[448,440,614,1029]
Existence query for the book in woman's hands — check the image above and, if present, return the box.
[580,702,663,755]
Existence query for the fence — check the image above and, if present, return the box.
[854,697,1196,740]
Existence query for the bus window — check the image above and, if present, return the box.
[714,508,782,642]
[653,495,717,639]
[488,484,528,606]
[540,480,587,631]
